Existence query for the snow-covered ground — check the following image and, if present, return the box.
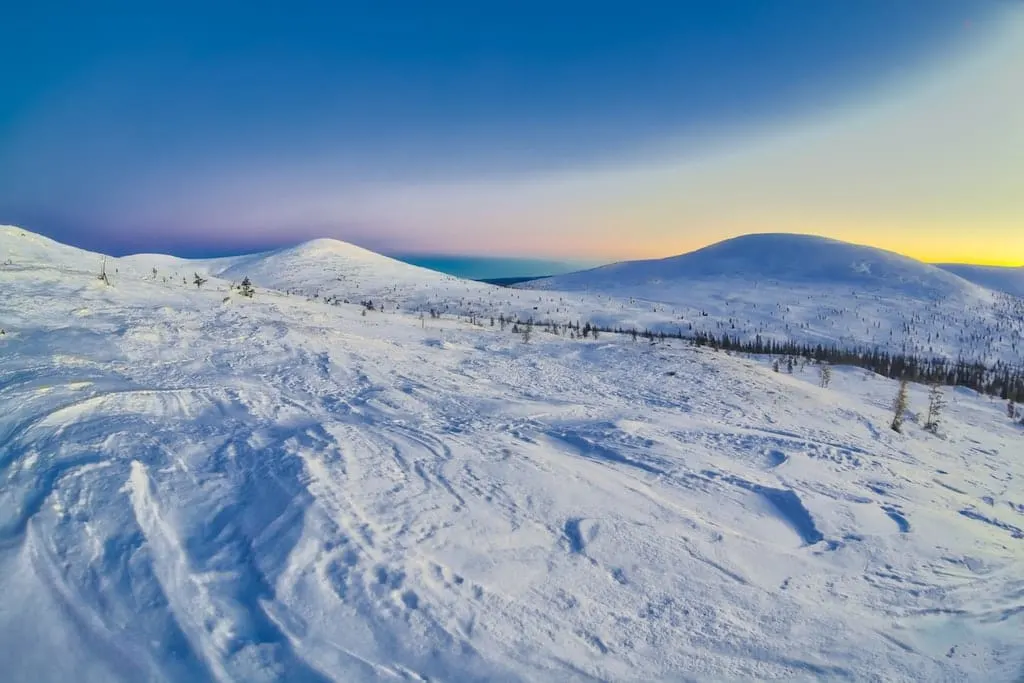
[2,226,1023,681]
[523,234,1024,365]
[69,228,1024,366]
[938,263,1024,300]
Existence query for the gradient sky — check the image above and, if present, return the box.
[1,1,1021,264]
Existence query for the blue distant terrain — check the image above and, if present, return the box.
[391,255,604,282]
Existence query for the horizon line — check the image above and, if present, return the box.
[4,223,1022,269]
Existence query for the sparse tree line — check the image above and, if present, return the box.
[474,315,1024,410]
[431,311,1019,431]
[95,260,255,298]
[686,330,1024,404]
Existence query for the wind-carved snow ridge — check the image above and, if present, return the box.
[1,226,1023,682]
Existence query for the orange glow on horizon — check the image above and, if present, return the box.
[499,229,1024,268]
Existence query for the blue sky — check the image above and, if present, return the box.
[1,1,1020,263]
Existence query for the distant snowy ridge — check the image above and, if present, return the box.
[522,233,1024,365]
[3,226,1022,365]
[525,233,985,299]
[938,263,1024,299]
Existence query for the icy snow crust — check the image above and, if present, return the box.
[1,225,1022,681]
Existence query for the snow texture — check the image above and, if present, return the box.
[938,263,1024,299]
[1,225,1022,682]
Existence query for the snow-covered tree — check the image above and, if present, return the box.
[924,384,945,434]
[891,380,910,433]
[239,277,255,298]
[819,363,832,388]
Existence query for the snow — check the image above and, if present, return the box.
[534,233,976,293]
[522,233,1024,365]
[938,263,1024,299]
[89,228,1024,365]
[1,226,1023,681]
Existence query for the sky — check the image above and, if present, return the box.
[1,1,1021,266]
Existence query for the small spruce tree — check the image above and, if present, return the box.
[924,384,945,434]
[891,379,910,433]
[239,277,255,298]
[819,363,832,388]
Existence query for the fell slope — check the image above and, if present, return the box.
[1,228,1022,681]
[535,233,974,297]
[524,233,1024,364]
[938,263,1024,299]
[205,238,496,303]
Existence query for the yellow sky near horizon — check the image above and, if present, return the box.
[159,8,1023,268]
[331,10,1023,268]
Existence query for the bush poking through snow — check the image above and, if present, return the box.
[239,277,255,298]
[193,273,207,289]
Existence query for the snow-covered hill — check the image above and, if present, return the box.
[938,263,1024,299]
[4,225,1022,364]
[1,226,1022,681]
[205,238,496,302]
[523,233,1024,364]
[532,233,973,296]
